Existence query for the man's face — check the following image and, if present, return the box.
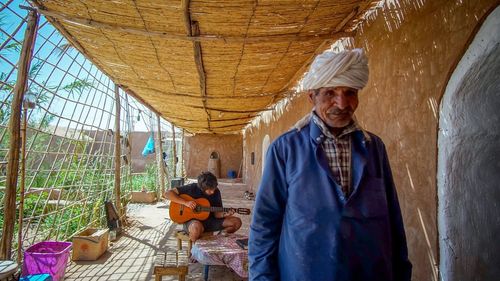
[308,86,359,128]
[204,187,217,196]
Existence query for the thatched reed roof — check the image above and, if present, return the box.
[31,0,378,134]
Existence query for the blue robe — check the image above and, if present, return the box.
[248,120,412,281]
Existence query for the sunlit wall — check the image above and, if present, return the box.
[242,1,499,280]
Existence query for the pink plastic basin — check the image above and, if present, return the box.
[22,241,72,281]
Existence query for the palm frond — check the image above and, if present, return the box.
[0,72,15,92]
[62,79,93,97]
[28,60,43,79]
[54,42,74,57]
[0,13,6,29]
[4,41,22,52]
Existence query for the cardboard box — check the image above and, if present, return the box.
[131,191,157,203]
[71,228,109,261]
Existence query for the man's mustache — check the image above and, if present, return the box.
[327,107,353,115]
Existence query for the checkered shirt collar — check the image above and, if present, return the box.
[311,112,361,140]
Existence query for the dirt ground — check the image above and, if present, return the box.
[64,180,254,280]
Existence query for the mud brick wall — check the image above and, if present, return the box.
[242,1,499,280]
[184,133,243,179]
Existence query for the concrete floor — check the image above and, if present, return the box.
[64,180,254,281]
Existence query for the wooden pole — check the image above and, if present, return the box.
[124,93,132,187]
[181,129,185,178]
[114,84,122,217]
[171,123,177,178]
[155,115,165,199]
[16,107,28,262]
[0,10,38,260]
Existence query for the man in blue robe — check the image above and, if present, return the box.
[248,49,412,281]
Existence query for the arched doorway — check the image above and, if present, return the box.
[438,7,500,281]
[261,135,271,174]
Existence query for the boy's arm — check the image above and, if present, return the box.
[166,188,196,209]
[213,191,233,218]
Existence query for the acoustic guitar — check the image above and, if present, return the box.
[169,194,251,223]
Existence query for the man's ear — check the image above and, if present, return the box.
[307,90,315,104]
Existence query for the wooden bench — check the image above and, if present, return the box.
[154,251,189,281]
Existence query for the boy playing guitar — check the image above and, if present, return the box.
[167,171,243,242]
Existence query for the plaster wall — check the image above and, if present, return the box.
[184,134,242,179]
[243,94,311,192]
[438,6,500,280]
[242,1,498,280]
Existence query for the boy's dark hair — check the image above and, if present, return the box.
[197,171,218,191]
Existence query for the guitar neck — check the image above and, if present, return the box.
[198,206,232,213]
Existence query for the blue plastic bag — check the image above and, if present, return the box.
[141,134,155,156]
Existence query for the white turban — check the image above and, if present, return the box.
[298,48,369,91]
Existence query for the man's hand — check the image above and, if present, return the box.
[224,209,235,217]
[184,200,197,210]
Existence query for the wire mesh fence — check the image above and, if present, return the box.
[0,0,181,260]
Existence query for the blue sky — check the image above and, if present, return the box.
[0,0,162,132]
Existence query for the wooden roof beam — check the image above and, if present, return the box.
[191,21,211,132]
[164,115,256,123]
[182,0,211,132]
[334,6,359,32]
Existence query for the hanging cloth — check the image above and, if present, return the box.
[141,132,155,156]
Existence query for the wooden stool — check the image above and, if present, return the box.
[154,251,188,281]
[175,230,214,257]
[175,231,192,254]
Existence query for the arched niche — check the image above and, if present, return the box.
[261,135,271,174]
[438,6,500,281]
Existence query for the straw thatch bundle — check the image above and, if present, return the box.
[31,0,378,134]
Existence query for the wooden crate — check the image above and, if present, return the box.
[131,191,157,203]
[72,228,109,261]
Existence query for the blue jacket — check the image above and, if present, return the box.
[248,120,412,281]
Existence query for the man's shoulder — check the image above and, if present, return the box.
[275,125,310,144]
[362,130,388,152]
[265,126,310,157]
[364,131,384,144]
[182,182,198,188]
[177,183,199,194]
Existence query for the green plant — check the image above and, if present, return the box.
[43,205,83,240]
[21,192,48,220]
[144,163,157,190]
[130,174,145,191]
[89,197,104,227]
[130,163,158,192]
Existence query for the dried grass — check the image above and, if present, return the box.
[31,0,379,134]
